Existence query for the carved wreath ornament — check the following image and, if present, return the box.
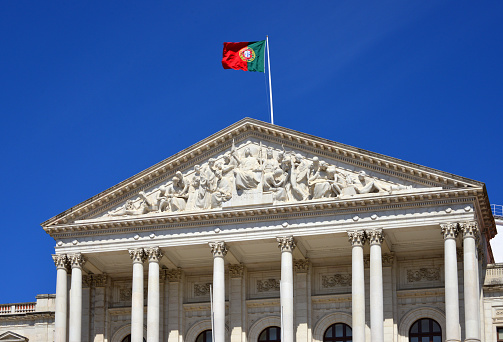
[105,142,412,218]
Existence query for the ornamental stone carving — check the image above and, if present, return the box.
[460,221,479,239]
[145,247,163,262]
[194,283,212,296]
[52,254,68,269]
[322,274,352,288]
[407,268,441,282]
[277,236,296,252]
[103,141,414,218]
[348,230,366,246]
[367,228,384,245]
[209,242,228,257]
[257,279,280,292]
[83,274,107,288]
[382,253,394,266]
[69,253,86,269]
[294,259,310,273]
[441,222,459,239]
[229,264,245,278]
[129,248,146,263]
[165,268,182,282]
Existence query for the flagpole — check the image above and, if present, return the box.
[266,36,274,125]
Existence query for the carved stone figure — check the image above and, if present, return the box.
[308,161,334,199]
[166,171,189,212]
[346,171,388,195]
[233,147,261,190]
[211,153,236,208]
[289,153,311,201]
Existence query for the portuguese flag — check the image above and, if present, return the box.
[222,40,266,72]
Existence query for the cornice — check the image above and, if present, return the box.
[41,118,494,239]
[46,189,477,239]
[0,311,54,322]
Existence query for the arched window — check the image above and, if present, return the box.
[196,330,212,342]
[258,326,281,342]
[120,335,146,342]
[409,318,441,342]
[323,323,352,342]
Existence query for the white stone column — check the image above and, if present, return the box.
[129,248,147,342]
[210,242,228,342]
[277,236,295,342]
[441,223,461,342]
[461,222,481,342]
[53,254,69,342]
[367,229,384,342]
[348,230,366,342]
[69,253,86,342]
[146,247,163,342]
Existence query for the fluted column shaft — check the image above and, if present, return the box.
[146,247,163,342]
[53,254,69,342]
[277,237,295,342]
[348,230,366,342]
[210,242,228,342]
[69,253,85,342]
[461,222,481,342]
[130,249,147,342]
[368,229,384,342]
[441,223,461,342]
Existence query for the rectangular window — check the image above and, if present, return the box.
[497,327,503,342]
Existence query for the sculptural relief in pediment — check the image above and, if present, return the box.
[100,140,424,219]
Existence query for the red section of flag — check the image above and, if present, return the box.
[222,42,250,71]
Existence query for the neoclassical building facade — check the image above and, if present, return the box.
[33,118,503,342]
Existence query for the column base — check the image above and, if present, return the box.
[463,339,480,342]
[445,340,461,342]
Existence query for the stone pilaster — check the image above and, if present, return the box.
[348,230,366,342]
[294,259,310,342]
[166,268,183,342]
[229,264,245,342]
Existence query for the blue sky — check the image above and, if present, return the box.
[1,1,502,303]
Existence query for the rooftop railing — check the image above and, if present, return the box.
[0,302,36,315]
[492,204,503,219]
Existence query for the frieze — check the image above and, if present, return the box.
[101,141,413,219]
[321,274,352,288]
[407,268,441,283]
[257,279,280,292]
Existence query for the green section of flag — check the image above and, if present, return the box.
[247,40,265,72]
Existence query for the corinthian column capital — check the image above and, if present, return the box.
[441,222,459,240]
[146,247,163,262]
[277,236,296,252]
[52,254,68,270]
[367,228,384,245]
[209,242,228,257]
[460,221,479,239]
[129,248,146,263]
[348,230,366,246]
[69,253,85,269]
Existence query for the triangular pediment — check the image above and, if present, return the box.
[0,331,28,341]
[42,118,494,236]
